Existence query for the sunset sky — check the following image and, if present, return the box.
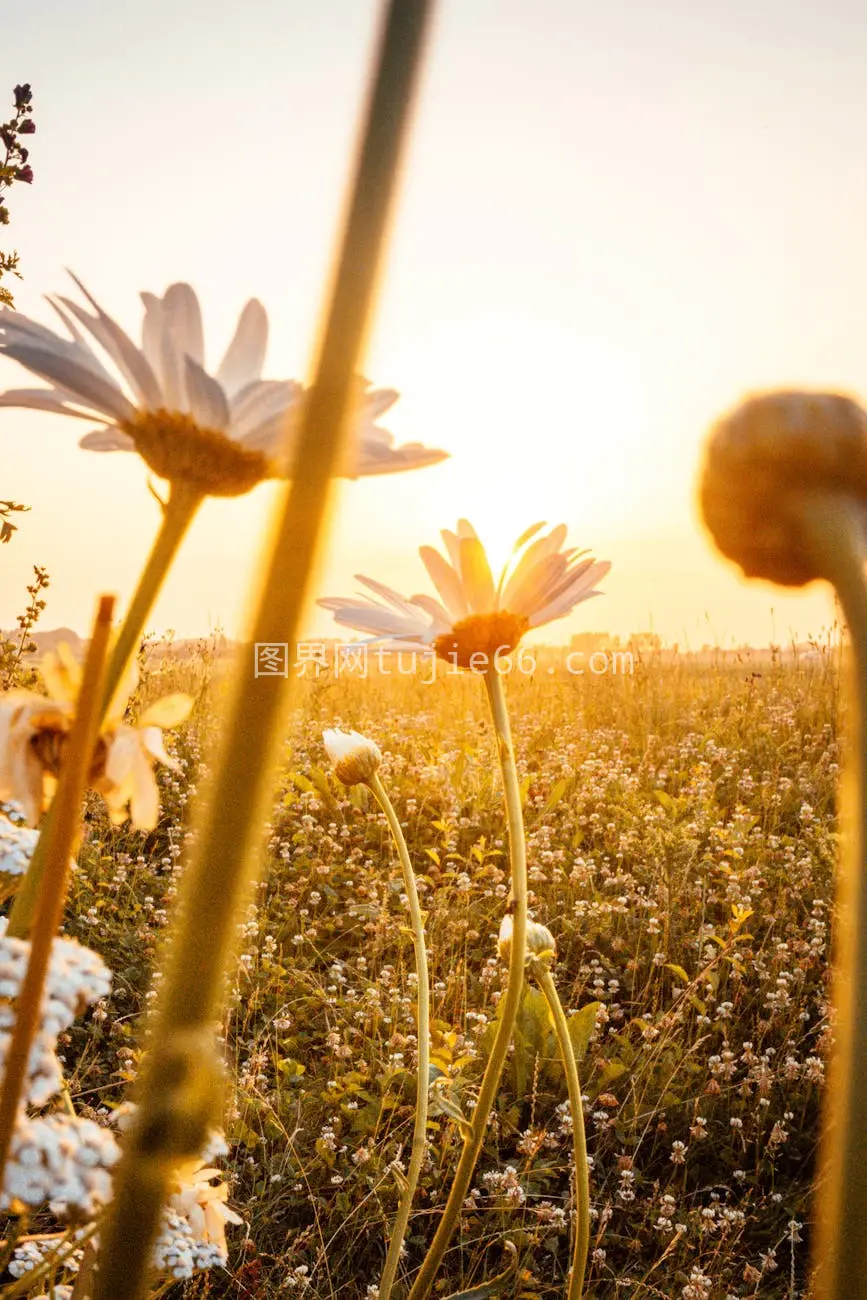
[2,0,864,648]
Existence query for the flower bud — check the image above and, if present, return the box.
[497,913,556,964]
[700,390,867,587]
[322,728,382,786]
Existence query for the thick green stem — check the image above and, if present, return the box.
[369,771,430,1300]
[93,7,434,1297]
[800,496,867,1297]
[529,958,589,1300]
[408,668,527,1300]
[6,486,200,940]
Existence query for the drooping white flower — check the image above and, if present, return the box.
[497,913,556,964]
[0,276,448,495]
[320,519,610,668]
[323,728,382,786]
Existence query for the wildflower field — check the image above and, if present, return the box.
[50,646,832,1298]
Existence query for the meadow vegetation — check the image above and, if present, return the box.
[45,642,835,1298]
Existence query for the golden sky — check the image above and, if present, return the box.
[3,0,864,648]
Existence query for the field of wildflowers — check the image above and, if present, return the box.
[0,14,862,1293]
[32,645,827,1298]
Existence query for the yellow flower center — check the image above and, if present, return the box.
[121,409,273,497]
[433,611,529,670]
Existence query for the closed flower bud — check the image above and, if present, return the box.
[15,165,33,184]
[323,728,382,786]
[700,390,867,587]
[18,119,35,135]
[497,913,556,964]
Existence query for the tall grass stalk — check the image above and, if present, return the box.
[92,5,435,1296]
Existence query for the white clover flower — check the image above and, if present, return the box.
[2,1114,120,1218]
[322,728,382,786]
[320,519,609,669]
[0,817,38,878]
[0,276,448,496]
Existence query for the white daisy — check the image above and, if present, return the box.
[0,275,447,496]
[320,519,610,668]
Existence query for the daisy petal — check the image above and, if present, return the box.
[216,299,268,397]
[184,357,230,431]
[79,427,136,452]
[419,545,469,621]
[458,534,496,614]
[61,273,164,409]
[139,693,194,728]
[0,388,103,419]
[162,283,205,366]
[0,344,134,422]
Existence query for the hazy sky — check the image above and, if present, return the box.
[2,0,863,647]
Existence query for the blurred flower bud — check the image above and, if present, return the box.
[323,728,382,786]
[15,165,33,184]
[13,85,32,108]
[700,390,867,587]
[18,119,35,135]
[497,913,556,964]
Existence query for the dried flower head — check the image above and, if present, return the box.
[700,390,867,586]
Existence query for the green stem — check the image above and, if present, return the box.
[100,483,202,713]
[93,7,434,1297]
[408,668,527,1300]
[799,496,867,1298]
[529,958,589,1300]
[6,485,201,940]
[369,771,430,1300]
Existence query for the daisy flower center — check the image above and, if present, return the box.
[121,409,272,497]
[433,611,530,670]
[29,727,108,784]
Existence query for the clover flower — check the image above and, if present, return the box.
[1,1114,120,1218]
[0,276,448,495]
[320,519,609,668]
[0,816,40,902]
[0,920,111,1106]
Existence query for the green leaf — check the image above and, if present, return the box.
[542,777,570,814]
[309,765,340,811]
[566,1001,600,1062]
[665,963,691,984]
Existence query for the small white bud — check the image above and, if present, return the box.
[497,913,557,964]
[323,728,382,786]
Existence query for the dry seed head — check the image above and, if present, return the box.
[699,390,867,586]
